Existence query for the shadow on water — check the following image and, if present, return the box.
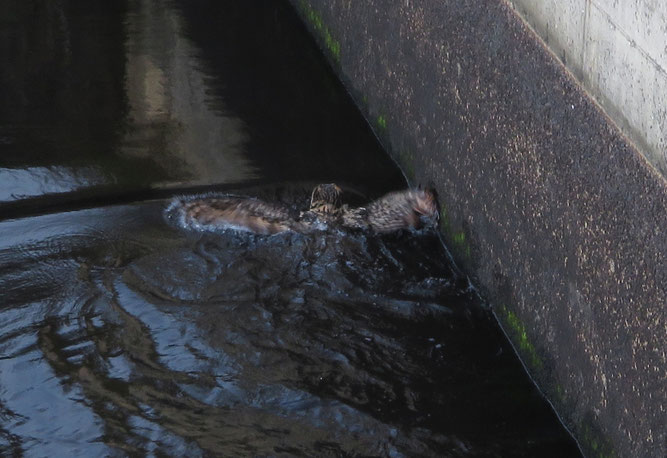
[0,0,582,456]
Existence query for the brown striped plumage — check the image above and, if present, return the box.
[168,195,296,234]
[167,185,439,235]
[308,183,343,215]
[362,188,439,233]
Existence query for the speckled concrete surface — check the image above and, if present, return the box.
[290,1,666,457]
[509,0,667,178]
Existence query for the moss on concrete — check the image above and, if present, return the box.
[500,306,544,371]
[297,0,341,63]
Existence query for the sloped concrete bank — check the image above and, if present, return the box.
[289,1,666,457]
[508,0,667,178]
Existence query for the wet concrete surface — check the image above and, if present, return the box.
[290,0,666,457]
[0,0,585,456]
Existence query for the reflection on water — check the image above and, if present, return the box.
[0,0,581,456]
[122,0,257,186]
[0,166,108,201]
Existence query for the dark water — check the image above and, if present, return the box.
[0,0,581,456]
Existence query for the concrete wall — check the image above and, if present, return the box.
[509,0,667,177]
[289,1,666,457]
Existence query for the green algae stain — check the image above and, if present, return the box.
[377,114,387,130]
[437,205,472,260]
[579,420,619,458]
[329,38,341,61]
[501,306,544,371]
[439,204,451,233]
[451,231,471,259]
[554,383,565,402]
[500,310,620,458]
[298,0,341,63]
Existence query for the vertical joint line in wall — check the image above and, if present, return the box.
[581,0,590,77]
